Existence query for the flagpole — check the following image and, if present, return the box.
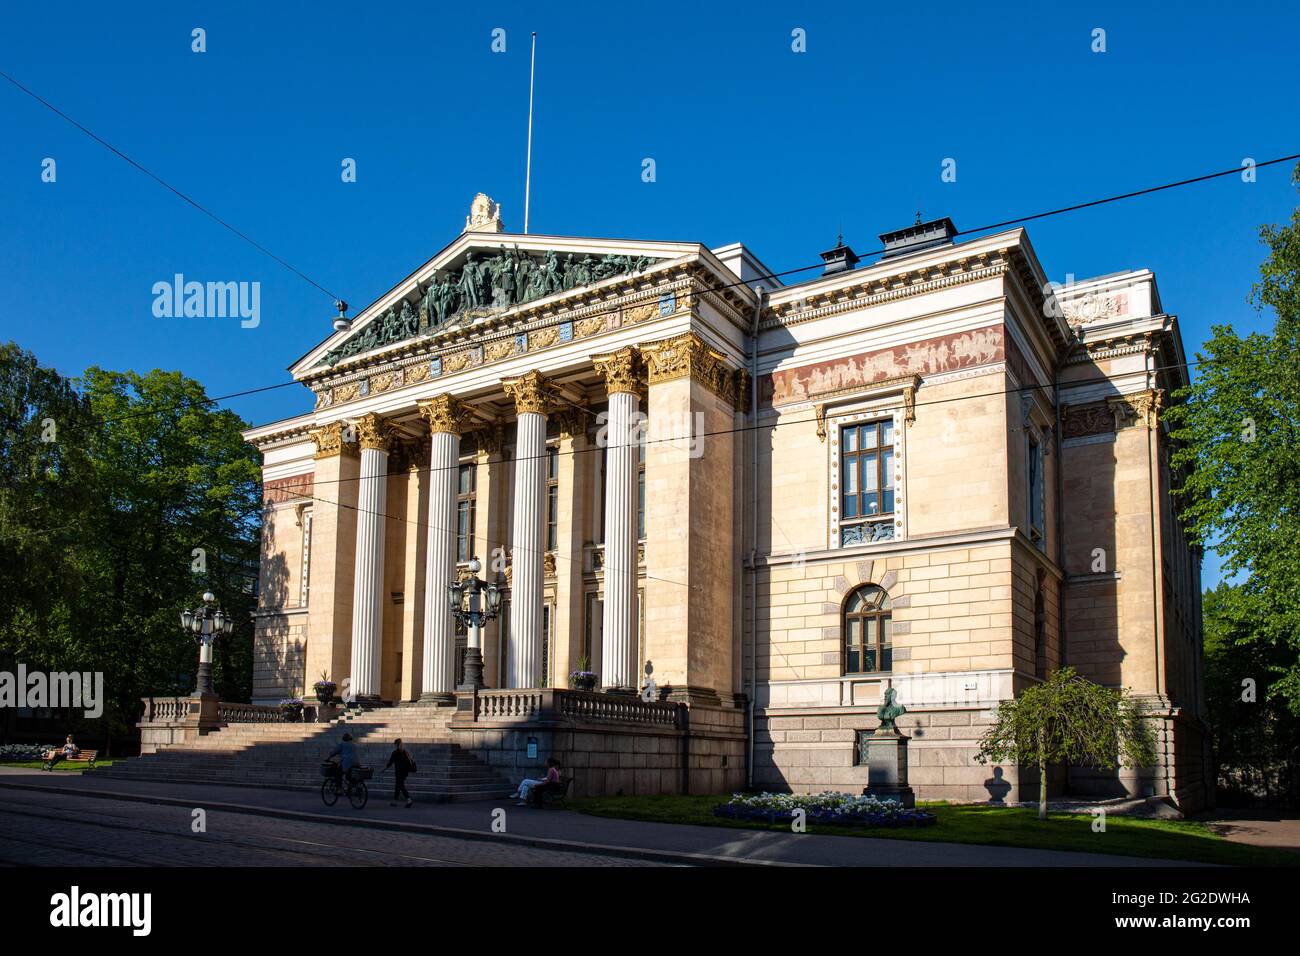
[524,31,536,235]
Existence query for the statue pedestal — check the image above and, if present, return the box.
[861,729,916,808]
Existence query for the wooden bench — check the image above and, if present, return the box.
[533,776,573,809]
[42,749,97,771]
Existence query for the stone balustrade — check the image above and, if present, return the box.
[558,689,681,727]
[217,701,285,723]
[140,696,191,723]
[467,687,682,728]
[137,694,289,753]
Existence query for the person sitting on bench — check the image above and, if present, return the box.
[45,736,78,768]
[527,757,563,807]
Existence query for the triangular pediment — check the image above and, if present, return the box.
[292,232,703,377]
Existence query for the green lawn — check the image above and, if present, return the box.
[0,759,118,772]
[570,794,1299,866]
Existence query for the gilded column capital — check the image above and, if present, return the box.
[417,394,474,436]
[1107,388,1164,430]
[592,347,646,399]
[502,369,554,417]
[353,413,399,452]
[310,421,359,460]
[641,331,746,410]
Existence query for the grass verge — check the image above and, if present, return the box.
[570,794,1298,866]
[0,760,119,772]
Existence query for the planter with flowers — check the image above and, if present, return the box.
[279,697,305,722]
[312,672,337,704]
[569,655,598,692]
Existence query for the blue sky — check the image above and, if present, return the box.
[3,1,1298,587]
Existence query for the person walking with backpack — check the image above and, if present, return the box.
[384,738,416,808]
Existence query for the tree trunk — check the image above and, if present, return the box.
[1038,729,1048,820]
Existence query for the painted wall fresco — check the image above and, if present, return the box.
[763,324,1005,406]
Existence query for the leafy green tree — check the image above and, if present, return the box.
[1165,164,1300,714]
[0,345,95,647]
[1202,582,1300,803]
[73,367,262,738]
[0,345,96,741]
[976,667,1156,819]
[0,347,261,751]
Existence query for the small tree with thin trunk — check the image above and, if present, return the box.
[976,667,1156,819]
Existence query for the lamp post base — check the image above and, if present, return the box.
[193,661,214,698]
[457,648,486,691]
[418,692,457,706]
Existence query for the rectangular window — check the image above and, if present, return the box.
[1028,434,1044,543]
[840,420,895,543]
[546,446,559,552]
[457,462,476,563]
[584,591,603,671]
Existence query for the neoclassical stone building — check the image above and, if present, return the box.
[243,195,1211,808]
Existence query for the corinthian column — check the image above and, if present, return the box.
[349,413,396,704]
[417,395,469,703]
[594,347,644,693]
[502,370,552,688]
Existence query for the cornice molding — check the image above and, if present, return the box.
[764,256,1009,330]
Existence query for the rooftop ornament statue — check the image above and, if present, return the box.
[876,686,906,733]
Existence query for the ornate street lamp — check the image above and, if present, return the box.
[180,591,233,696]
[448,557,502,691]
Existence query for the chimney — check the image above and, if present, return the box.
[879,216,957,260]
[819,234,860,276]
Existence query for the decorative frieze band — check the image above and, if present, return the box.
[263,473,314,505]
[1062,388,1163,438]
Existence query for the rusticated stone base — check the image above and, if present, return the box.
[450,688,746,797]
[755,706,1040,803]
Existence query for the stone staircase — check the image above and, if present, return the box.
[92,707,514,802]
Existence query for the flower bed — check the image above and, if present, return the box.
[715,791,936,828]
[0,744,56,762]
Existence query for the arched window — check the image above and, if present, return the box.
[843,585,892,674]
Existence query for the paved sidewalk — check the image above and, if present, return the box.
[0,768,1201,867]
[1200,809,1300,854]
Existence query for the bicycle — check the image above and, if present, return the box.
[320,761,371,809]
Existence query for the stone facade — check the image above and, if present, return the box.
[242,203,1210,808]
